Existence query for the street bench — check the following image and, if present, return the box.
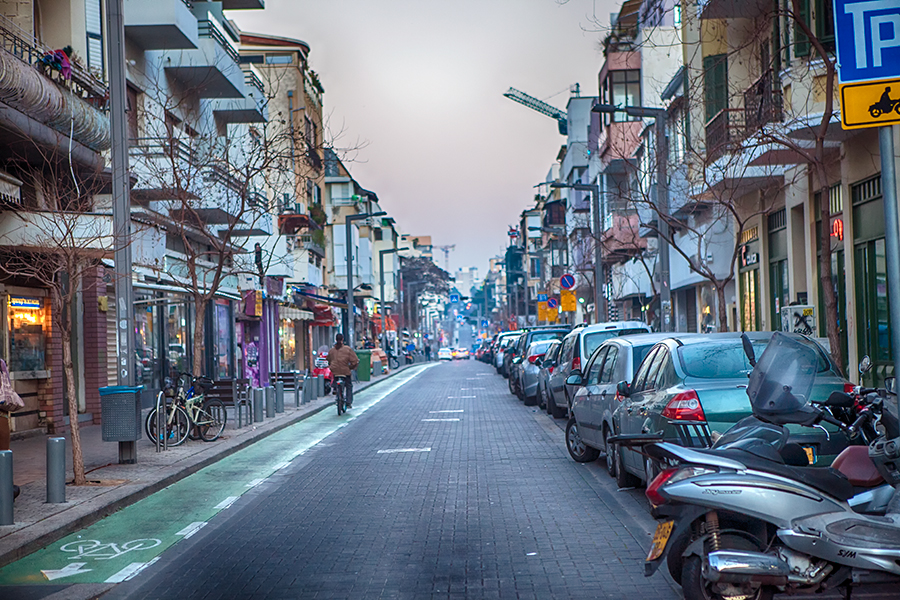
[269,371,304,407]
[206,378,252,428]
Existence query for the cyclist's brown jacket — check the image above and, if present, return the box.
[327,344,359,377]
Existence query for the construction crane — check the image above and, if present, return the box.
[436,244,455,273]
[503,87,568,135]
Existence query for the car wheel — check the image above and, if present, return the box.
[566,418,600,462]
[538,385,546,410]
[603,427,616,478]
[523,392,537,407]
[549,393,567,419]
[614,443,640,488]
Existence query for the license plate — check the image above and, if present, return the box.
[803,446,816,464]
[646,520,674,562]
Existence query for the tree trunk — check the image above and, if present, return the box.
[716,284,729,332]
[60,308,86,485]
[815,167,844,370]
[192,297,206,377]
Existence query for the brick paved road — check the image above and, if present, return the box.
[104,360,680,599]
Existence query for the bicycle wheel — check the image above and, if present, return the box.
[336,382,344,415]
[147,405,189,446]
[197,399,227,441]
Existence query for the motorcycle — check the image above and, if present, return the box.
[869,96,900,118]
[311,350,333,395]
[635,332,900,599]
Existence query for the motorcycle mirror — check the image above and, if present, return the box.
[741,332,756,368]
[859,355,873,375]
[886,377,896,395]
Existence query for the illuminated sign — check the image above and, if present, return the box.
[9,297,41,309]
[831,218,845,241]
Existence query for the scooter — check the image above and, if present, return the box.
[311,351,332,395]
[638,332,900,599]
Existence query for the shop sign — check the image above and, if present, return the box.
[740,245,759,268]
[9,297,41,309]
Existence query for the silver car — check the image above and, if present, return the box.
[493,332,519,373]
[519,339,560,406]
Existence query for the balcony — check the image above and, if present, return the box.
[744,71,783,134]
[210,67,267,123]
[124,0,198,50]
[0,15,109,158]
[222,0,265,8]
[299,233,326,257]
[162,16,243,98]
[705,109,745,163]
[698,0,771,19]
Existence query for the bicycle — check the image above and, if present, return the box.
[386,351,400,370]
[145,373,227,443]
[334,375,351,415]
[145,379,190,446]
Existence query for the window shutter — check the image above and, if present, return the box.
[703,54,728,123]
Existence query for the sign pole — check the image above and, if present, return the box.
[878,125,900,417]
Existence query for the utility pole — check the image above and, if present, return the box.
[106,0,136,464]
[379,247,406,351]
[344,211,386,349]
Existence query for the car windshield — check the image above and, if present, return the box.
[527,340,556,356]
[531,331,567,344]
[678,340,772,379]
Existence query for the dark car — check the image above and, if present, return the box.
[508,327,570,399]
[537,340,562,412]
[604,332,851,488]
[565,333,678,472]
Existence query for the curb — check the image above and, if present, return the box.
[0,363,427,569]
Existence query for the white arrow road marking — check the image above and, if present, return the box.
[429,410,464,413]
[175,522,207,539]
[105,557,160,583]
[272,462,291,471]
[214,496,240,510]
[376,448,432,454]
[422,418,460,422]
[42,562,92,581]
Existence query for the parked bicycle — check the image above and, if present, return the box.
[145,373,227,444]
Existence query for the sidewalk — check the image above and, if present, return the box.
[0,364,420,569]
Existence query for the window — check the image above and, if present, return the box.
[655,352,677,389]
[601,70,641,125]
[642,349,666,392]
[265,54,293,65]
[85,0,104,77]
[795,0,835,58]
[704,54,728,123]
[374,228,383,241]
[7,296,47,372]
[678,340,770,379]
[586,348,607,385]
[240,54,264,64]
[126,86,141,141]
[632,346,660,391]
[600,346,618,383]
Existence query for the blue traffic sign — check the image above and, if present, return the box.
[834,0,900,84]
[560,273,575,290]
[547,297,559,309]
[449,293,460,303]
[537,293,548,302]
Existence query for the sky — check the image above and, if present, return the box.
[230,0,619,278]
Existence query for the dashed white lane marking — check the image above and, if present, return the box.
[214,496,240,510]
[105,557,160,583]
[376,448,432,454]
[176,522,207,539]
[246,478,266,488]
[422,418,460,422]
[429,410,464,413]
[273,461,291,471]
[446,396,476,399]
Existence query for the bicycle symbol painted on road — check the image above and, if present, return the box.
[60,538,161,561]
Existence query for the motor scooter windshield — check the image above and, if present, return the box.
[746,332,821,425]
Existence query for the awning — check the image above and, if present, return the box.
[280,305,314,321]
[311,303,337,326]
[293,287,347,309]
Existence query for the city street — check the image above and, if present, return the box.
[0,360,678,600]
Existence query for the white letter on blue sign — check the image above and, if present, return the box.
[845,0,898,69]
[872,14,900,66]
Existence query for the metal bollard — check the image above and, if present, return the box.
[275,381,285,413]
[309,375,318,400]
[0,450,12,525]
[253,387,264,423]
[47,437,66,504]
[265,386,275,418]
[317,374,325,397]
[294,377,301,407]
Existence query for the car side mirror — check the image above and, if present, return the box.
[534,357,543,367]
[566,373,583,386]
[859,355,873,375]
[512,357,523,365]
[616,381,631,397]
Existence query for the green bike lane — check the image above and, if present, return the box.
[0,365,432,588]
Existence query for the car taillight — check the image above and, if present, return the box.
[661,390,706,421]
[572,356,581,371]
[548,366,555,374]
[528,353,545,364]
[645,467,680,506]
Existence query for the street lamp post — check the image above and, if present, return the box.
[593,103,671,331]
[551,182,604,323]
[379,246,408,351]
[345,211,387,349]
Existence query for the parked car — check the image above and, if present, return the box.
[537,340,563,412]
[564,333,684,471]
[500,332,525,378]
[603,332,851,488]
[494,332,520,374]
[517,339,561,405]
[438,347,453,361]
[507,326,570,399]
[546,321,651,419]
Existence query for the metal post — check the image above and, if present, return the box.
[878,126,900,418]
[656,116,672,332]
[253,387,264,423]
[46,437,66,504]
[345,215,355,349]
[590,184,604,323]
[317,374,325,397]
[0,450,12,525]
[265,387,275,418]
[106,0,136,464]
[295,375,301,407]
[308,375,317,401]
[275,381,284,413]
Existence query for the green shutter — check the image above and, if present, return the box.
[703,54,728,123]
[795,0,810,58]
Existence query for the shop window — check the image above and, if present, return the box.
[8,296,47,372]
[214,302,232,379]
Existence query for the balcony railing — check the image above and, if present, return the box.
[130,137,197,164]
[306,143,322,172]
[744,70,783,133]
[243,68,265,97]
[198,19,240,66]
[705,109,745,162]
[246,190,267,209]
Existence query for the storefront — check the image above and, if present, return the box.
[739,226,761,332]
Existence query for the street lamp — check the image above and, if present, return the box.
[550,181,605,323]
[345,211,387,348]
[592,102,672,332]
[379,246,409,351]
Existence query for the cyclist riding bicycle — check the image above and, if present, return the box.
[327,333,359,408]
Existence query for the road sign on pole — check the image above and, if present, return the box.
[547,297,559,310]
[560,289,577,312]
[834,0,900,129]
[450,293,460,303]
[560,273,575,290]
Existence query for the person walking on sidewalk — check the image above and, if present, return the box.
[327,334,359,408]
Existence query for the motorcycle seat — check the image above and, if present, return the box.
[832,445,885,488]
